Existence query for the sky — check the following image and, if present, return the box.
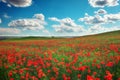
[0,0,120,36]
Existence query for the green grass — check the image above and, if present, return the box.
[2,36,64,41]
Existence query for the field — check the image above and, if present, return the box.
[0,30,120,80]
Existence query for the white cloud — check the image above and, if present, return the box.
[60,18,78,27]
[49,17,79,27]
[88,25,106,32]
[52,24,84,33]
[79,14,106,24]
[1,0,7,3]
[0,19,2,24]
[42,30,50,33]
[79,12,120,25]
[88,25,120,33]
[33,14,45,21]
[49,17,84,33]
[104,13,120,23]
[9,19,44,29]
[49,17,60,22]
[1,0,32,7]
[78,10,120,35]
[0,28,21,35]
[7,4,12,7]
[88,0,119,7]
[108,26,120,31]
[3,13,11,19]
[8,14,47,31]
[94,9,107,15]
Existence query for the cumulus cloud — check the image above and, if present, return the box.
[0,28,21,35]
[79,12,120,25]
[88,25,120,33]
[49,17,60,22]
[94,9,107,15]
[49,17,84,32]
[42,30,50,33]
[88,25,106,32]
[33,14,45,21]
[79,13,106,24]
[1,0,7,3]
[1,0,32,7]
[7,4,12,7]
[78,10,120,35]
[8,14,47,31]
[104,13,120,23]
[108,26,120,31]
[3,13,11,19]
[88,0,119,7]
[53,25,84,33]
[9,19,45,29]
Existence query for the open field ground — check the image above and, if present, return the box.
[0,30,120,80]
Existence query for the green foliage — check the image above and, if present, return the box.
[58,46,75,53]
[0,67,9,80]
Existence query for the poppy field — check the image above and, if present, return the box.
[0,31,120,80]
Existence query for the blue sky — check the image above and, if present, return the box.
[0,0,120,36]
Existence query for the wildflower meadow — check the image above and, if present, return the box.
[0,31,120,80]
